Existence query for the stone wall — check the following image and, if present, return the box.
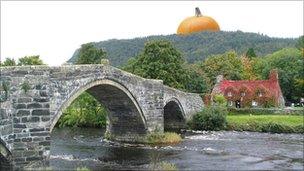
[163,86,203,120]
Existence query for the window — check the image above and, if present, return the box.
[228,101,233,106]
[252,101,258,107]
[241,92,246,97]
[228,92,232,97]
[258,92,262,97]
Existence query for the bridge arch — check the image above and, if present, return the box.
[51,79,148,141]
[0,139,12,169]
[163,98,186,132]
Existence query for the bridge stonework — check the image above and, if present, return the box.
[0,65,203,168]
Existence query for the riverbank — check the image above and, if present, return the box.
[226,113,304,133]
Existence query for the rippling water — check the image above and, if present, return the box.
[50,128,304,170]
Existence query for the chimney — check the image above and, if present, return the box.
[269,69,279,81]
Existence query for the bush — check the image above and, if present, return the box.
[214,94,227,107]
[158,162,177,171]
[189,106,228,131]
[146,132,182,145]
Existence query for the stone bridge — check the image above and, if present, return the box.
[0,64,203,168]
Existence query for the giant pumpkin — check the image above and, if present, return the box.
[177,7,220,35]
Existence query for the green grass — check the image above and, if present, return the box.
[226,113,304,133]
[227,114,303,126]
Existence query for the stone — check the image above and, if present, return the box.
[18,98,32,103]
[16,110,30,117]
[27,103,42,109]
[32,110,50,116]
[15,104,26,109]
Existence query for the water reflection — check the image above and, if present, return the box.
[50,128,304,170]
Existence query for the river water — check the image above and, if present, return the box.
[50,128,304,170]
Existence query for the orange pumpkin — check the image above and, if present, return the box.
[177,7,220,35]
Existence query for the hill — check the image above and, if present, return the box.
[68,31,297,66]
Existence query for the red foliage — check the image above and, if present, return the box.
[215,73,283,107]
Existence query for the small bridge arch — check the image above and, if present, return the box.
[164,98,186,132]
[51,79,148,141]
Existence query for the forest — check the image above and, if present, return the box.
[68,31,298,66]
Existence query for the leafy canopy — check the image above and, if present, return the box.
[76,43,107,64]
[295,35,304,51]
[246,48,257,59]
[196,51,244,84]
[1,56,44,66]
[123,40,188,90]
[1,58,16,66]
[18,55,44,66]
[253,48,303,102]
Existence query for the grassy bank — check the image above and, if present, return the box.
[226,113,304,133]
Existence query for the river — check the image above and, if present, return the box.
[50,127,304,170]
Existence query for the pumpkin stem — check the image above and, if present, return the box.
[195,7,202,17]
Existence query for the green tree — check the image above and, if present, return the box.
[123,40,188,90]
[1,58,16,66]
[197,51,244,85]
[18,55,44,66]
[246,48,257,59]
[58,92,107,128]
[76,43,107,64]
[253,48,304,102]
[183,64,211,94]
[295,35,304,51]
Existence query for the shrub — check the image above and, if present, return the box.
[149,152,177,171]
[158,162,177,171]
[146,132,182,145]
[214,94,227,107]
[21,81,31,94]
[189,106,228,131]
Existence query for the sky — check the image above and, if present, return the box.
[1,1,303,66]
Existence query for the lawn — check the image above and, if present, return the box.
[227,114,304,127]
[226,113,304,133]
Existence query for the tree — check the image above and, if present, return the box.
[76,43,107,64]
[58,92,107,128]
[246,48,257,59]
[253,48,304,102]
[18,55,44,66]
[241,56,258,80]
[1,58,16,66]
[197,51,244,85]
[295,35,304,51]
[123,40,188,90]
[183,64,211,94]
